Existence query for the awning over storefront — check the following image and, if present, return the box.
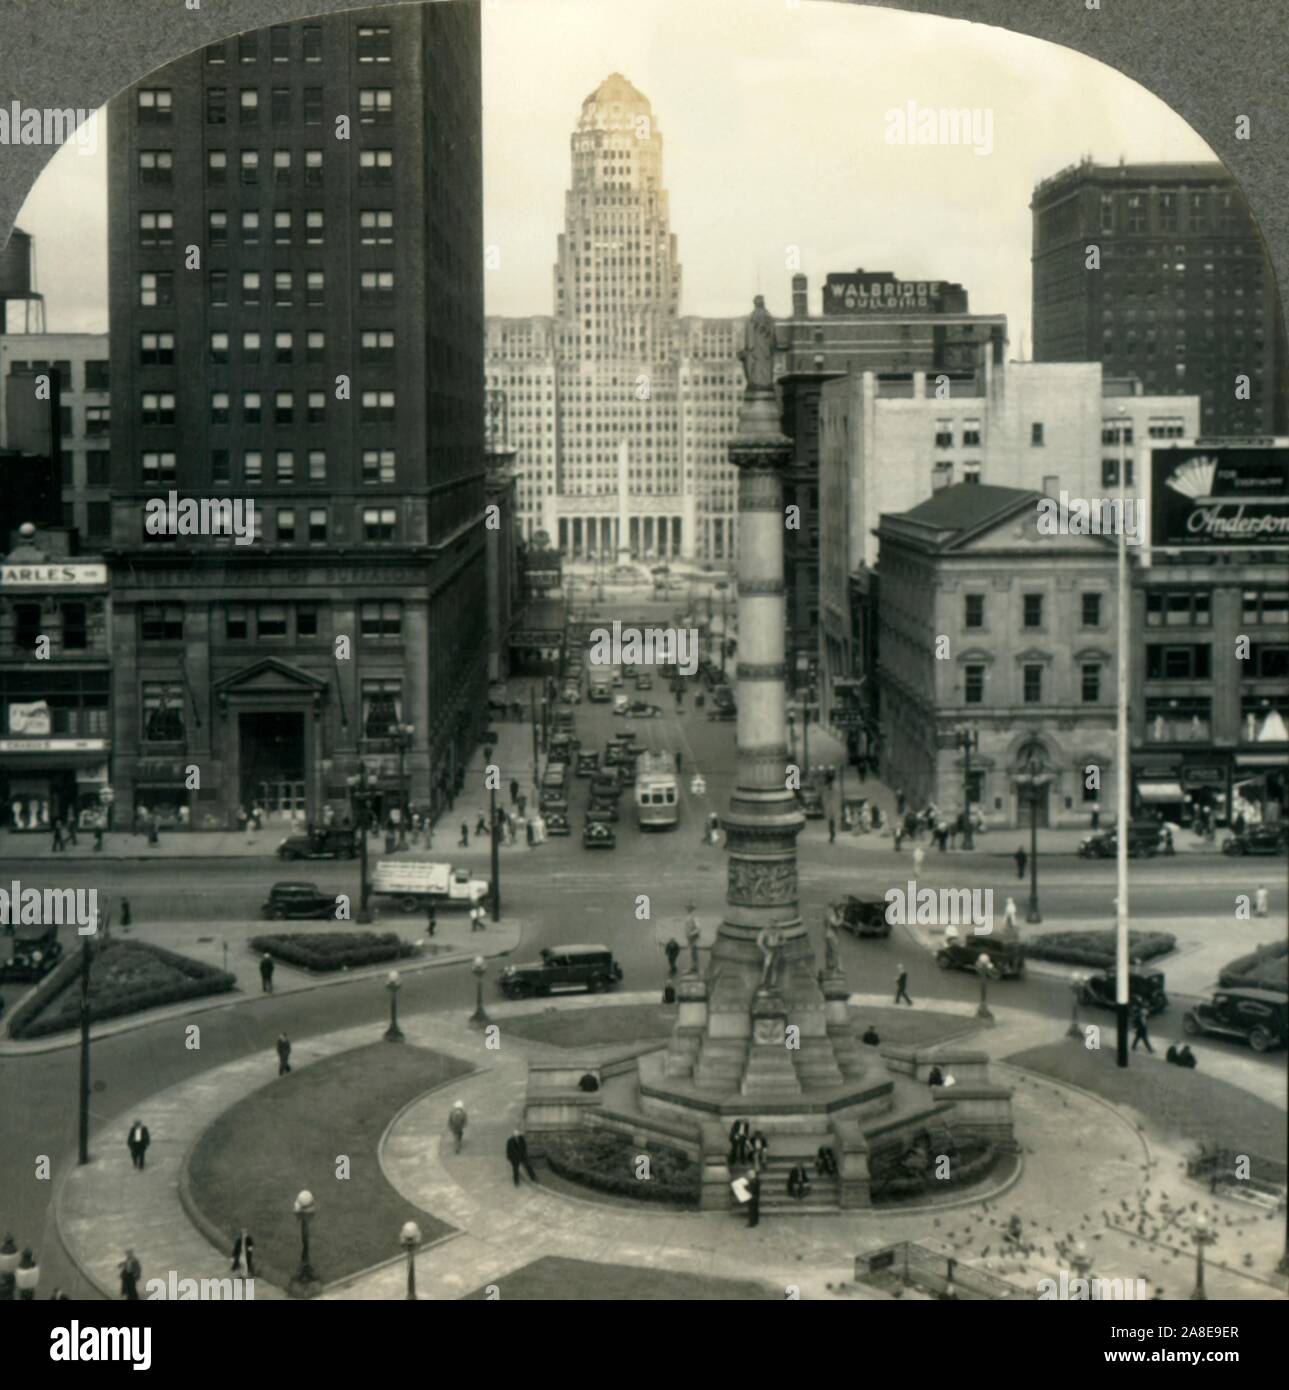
[1137,781,1184,802]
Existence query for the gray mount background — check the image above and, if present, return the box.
[0,0,1286,348]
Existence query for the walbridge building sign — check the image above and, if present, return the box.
[823,270,967,315]
[1148,442,1289,549]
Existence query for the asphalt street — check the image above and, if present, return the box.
[0,674,1282,1298]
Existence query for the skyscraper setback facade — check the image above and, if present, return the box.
[105,5,485,829]
[487,74,743,562]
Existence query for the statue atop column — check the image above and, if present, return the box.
[756,924,786,992]
[738,295,779,392]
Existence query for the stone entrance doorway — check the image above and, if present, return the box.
[239,710,306,823]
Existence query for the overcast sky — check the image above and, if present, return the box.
[12,0,1216,350]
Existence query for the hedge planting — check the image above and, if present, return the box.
[251,932,419,972]
[545,1130,699,1206]
[1219,939,1288,994]
[1025,929,1175,969]
[8,940,235,1040]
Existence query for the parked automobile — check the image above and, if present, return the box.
[588,682,612,703]
[604,743,632,768]
[1183,988,1287,1053]
[611,671,625,688]
[708,703,738,721]
[499,943,624,999]
[575,751,600,776]
[624,700,662,718]
[0,926,63,983]
[561,685,582,705]
[829,896,890,940]
[543,811,571,838]
[277,826,357,861]
[636,674,654,691]
[1078,966,1169,1016]
[586,799,619,823]
[591,771,624,801]
[1077,825,1162,859]
[1222,825,1289,856]
[797,785,825,819]
[261,881,337,921]
[548,734,576,763]
[935,935,1026,980]
[582,821,617,849]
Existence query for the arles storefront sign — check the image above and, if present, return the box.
[0,562,107,587]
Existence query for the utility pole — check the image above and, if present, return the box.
[530,688,540,792]
[485,743,501,922]
[1115,405,1131,1068]
[960,724,978,851]
[77,919,94,1165]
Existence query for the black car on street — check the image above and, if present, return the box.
[261,882,337,921]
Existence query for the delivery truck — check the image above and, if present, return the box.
[370,860,490,913]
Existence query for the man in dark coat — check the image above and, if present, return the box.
[664,938,681,976]
[1130,1002,1153,1054]
[1014,847,1027,880]
[459,822,469,848]
[787,1163,811,1200]
[120,897,132,929]
[745,1168,762,1228]
[1178,1045,1198,1069]
[231,1228,255,1277]
[506,1129,537,1186]
[276,1033,292,1075]
[119,1250,142,1300]
[259,953,275,994]
[426,903,437,937]
[894,965,913,1007]
[728,1117,750,1166]
[862,1024,881,1046]
[126,1119,150,1169]
[509,779,519,805]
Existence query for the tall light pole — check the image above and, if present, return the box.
[1190,1216,1215,1300]
[1026,754,1042,924]
[347,766,373,924]
[384,970,404,1043]
[955,723,978,850]
[469,955,491,1028]
[292,1190,317,1293]
[1115,401,1131,1069]
[484,742,501,921]
[392,723,414,850]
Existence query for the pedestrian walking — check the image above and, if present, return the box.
[231,1228,255,1277]
[426,903,437,937]
[505,1128,537,1186]
[828,816,836,845]
[526,819,535,847]
[894,964,913,1007]
[750,1130,770,1172]
[664,937,681,976]
[509,779,519,806]
[51,821,64,852]
[447,1100,468,1153]
[119,1249,142,1301]
[276,1032,292,1075]
[1130,1003,1153,1054]
[93,825,104,852]
[893,826,903,852]
[457,822,467,848]
[912,844,926,877]
[126,1118,150,1170]
[895,788,906,817]
[1002,897,1018,932]
[475,811,487,838]
[120,897,132,930]
[745,1168,762,1228]
[1014,846,1027,880]
[534,812,546,844]
[1254,883,1269,918]
[259,953,275,993]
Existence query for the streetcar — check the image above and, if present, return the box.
[634,750,680,830]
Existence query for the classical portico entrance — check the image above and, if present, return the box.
[214,659,328,826]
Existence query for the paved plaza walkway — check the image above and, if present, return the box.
[55,990,1287,1302]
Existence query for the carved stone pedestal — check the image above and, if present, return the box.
[663,975,709,1078]
[741,989,802,1097]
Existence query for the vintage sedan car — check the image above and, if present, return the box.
[585,799,620,824]
[582,821,617,849]
[635,673,654,691]
[499,943,624,999]
[935,935,1026,980]
[829,896,891,940]
[1222,825,1289,856]
[610,671,625,688]
[1183,988,1287,1052]
[261,881,337,921]
[538,788,569,814]
[797,785,825,819]
[561,684,582,705]
[277,827,356,861]
[591,772,624,801]
[1077,825,1162,859]
[575,751,600,776]
[624,700,662,719]
[0,927,64,983]
[1078,966,1169,1016]
[543,811,571,838]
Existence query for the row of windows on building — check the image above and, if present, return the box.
[136,388,395,428]
[137,505,401,545]
[202,24,393,67]
[138,147,398,187]
[139,208,393,249]
[138,447,397,487]
[138,268,395,307]
[961,663,1104,706]
[120,601,404,644]
[137,328,394,368]
[4,358,109,391]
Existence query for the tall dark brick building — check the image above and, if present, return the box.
[1031,159,1287,437]
[106,4,485,829]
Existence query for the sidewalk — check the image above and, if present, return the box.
[54,990,1286,1302]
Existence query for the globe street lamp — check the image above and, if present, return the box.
[292,1190,318,1293]
[385,970,404,1043]
[401,1220,422,1300]
[1190,1215,1216,1300]
[975,951,997,1023]
[393,723,415,850]
[469,955,491,1028]
[14,1247,38,1300]
[346,766,375,924]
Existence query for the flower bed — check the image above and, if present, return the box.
[7,940,235,1040]
[251,931,419,973]
[544,1130,700,1206]
[1218,939,1288,994]
[869,1136,999,1203]
[1025,929,1175,969]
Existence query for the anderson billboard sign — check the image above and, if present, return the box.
[1149,443,1289,549]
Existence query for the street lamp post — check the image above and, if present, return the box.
[292,1190,317,1293]
[1068,974,1086,1039]
[1190,1216,1215,1300]
[1026,756,1042,924]
[400,1221,422,1300]
[78,919,93,1164]
[955,724,979,851]
[716,580,730,681]
[469,955,490,1028]
[393,724,414,850]
[484,743,501,922]
[384,970,404,1043]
